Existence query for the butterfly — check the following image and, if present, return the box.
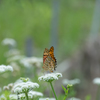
[42,46,57,72]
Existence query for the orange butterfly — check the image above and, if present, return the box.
[42,46,57,72]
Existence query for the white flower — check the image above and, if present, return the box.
[0,65,13,73]
[68,97,81,100]
[5,49,20,57]
[13,81,39,93]
[3,86,9,90]
[2,38,16,46]
[28,91,43,98]
[9,94,26,100]
[18,93,25,99]
[20,57,42,68]
[0,94,6,100]
[10,62,20,71]
[62,79,80,85]
[8,83,13,88]
[38,73,62,82]
[9,94,17,100]
[93,78,100,85]
[14,87,22,93]
[7,55,24,63]
[39,98,56,100]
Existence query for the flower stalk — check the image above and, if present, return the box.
[50,81,58,100]
[25,92,29,100]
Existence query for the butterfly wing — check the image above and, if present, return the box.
[43,48,49,63]
[49,46,57,70]
[43,55,55,72]
[42,46,57,72]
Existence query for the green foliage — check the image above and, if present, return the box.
[20,77,29,82]
[85,94,91,100]
[62,84,73,100]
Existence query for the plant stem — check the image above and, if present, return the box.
[49,82,58,100]
[63,95,67,100]
[25,92,29,100]
[17,92,19,100]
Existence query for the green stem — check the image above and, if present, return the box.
[25,92,29,100]
[63,95,67,100]
[17,92,19,100]
[49,82,58,100]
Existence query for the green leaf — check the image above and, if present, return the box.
[62,85,67,93]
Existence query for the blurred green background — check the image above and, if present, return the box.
[0,0,94,61]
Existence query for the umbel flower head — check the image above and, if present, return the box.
[68,97,81,100]
[20,57,42,68]
[2,38,16,47]
[9,91,43,100]
[0,94,7,100]
[0,65,13,73]
[9,94,17,100]
[28,91,43,98]
[12,79,39,94]
[39,98,56,100]
[93,77,100,85]
[38,73,62,82]
[62,78,80,85]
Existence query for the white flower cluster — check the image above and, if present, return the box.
[13,81,39,93]
[39,98,56,100]
[2,38,16,46]
[20,57,42,68]
[7,55,24,63]
[38,73,62,82]
[5,49,20,57]
[0,65,13,73]
[0,94,6,100]
[9,94,26,100]
[9,91,43,100]
[68,97,81,100]
[93,77,100,85]
[28,91,43,98]
[3,83,13,90]
[9,94,17,100]
[62,78,80,85]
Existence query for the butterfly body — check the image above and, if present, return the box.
[42,46,57,72]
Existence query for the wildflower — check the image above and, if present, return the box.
[9,94,17,100]
[5,49,20,57]
[28,91,43,98]
[93,78,100,85]
[20,57,42,68]
[68,97,81,100]
[10,62,20,72]
[38,73,62,82]
[3,86,9,91]
[14,78,30,84]
[7,55,24,63]
[62,78,80,85]
[8,83,13,89]
[0,65,13,73]
[13,81,39,93]
[0,94,6,100]
[18,93,26,99]
[39,98,56,100]
[2,38,16,46]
